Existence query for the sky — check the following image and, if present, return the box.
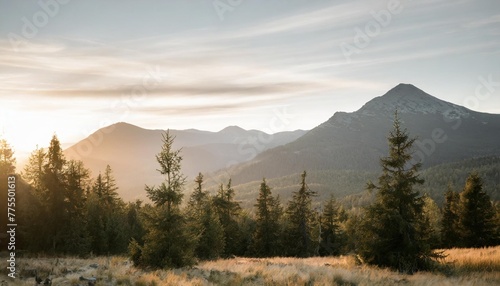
[0,0,499,167]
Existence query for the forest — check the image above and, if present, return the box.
[0,115,499,276]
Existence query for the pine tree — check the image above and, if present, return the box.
[103,164,119,207]
[43,135,67,253]
[87,190,108,254]
[213,178,242,257]
[126,200,145,245]
[251,178,283,257]
[285,171,317,257]
[21,146,48,252]
[441,185,461,247]
[0,139,15,176]
[62,160,91,255]
[421,194,441,249]
[359,112,440,273]
[187,173,225,260]
[23,146,46,198]
[87,165,128,255]
[135,130,196,268]
[319,194,344,256]
[458,172,498,247]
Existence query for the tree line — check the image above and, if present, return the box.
[0,114,498,273]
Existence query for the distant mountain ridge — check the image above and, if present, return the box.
[65,84,500,202]
[64,123,307,200]
[220,84,500,186]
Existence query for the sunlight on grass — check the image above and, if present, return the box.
[1,246,499,285]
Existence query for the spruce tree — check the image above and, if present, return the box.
[62,160,91,255]
[319,194,344,256]
[441,185,461,247]
[359,112,440,273]
[251,178,283,257]
[458,172,498,247]
[285,171,317,257]
[213,179,242,257]
[43,135,67,253]
[0,139,15,176]
[134,131,195,268]
[22,146,48,252]
[187,173,225,260]
[103,164,119,207]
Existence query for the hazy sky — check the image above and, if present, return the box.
[0,0,499,165]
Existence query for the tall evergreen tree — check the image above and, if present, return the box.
[21,146,48,252]
[61,160,91,255]
[213,179,242,257]
[458,172,498,247]
[103,164,119,207]
[359,112,440,273]
[126,200,145,245]
[43,135,67,252]
[87,165,128,255]
[251,178,283,257]
[187,173,225,260]
[285,171,317,257]
[134,131,195,268]
[421,194,441,249]
[441,185,461,247]
[319,194,344,256]
[23,146,46,198]
[0,139,15,176]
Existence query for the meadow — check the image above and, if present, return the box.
[1,246,499,286]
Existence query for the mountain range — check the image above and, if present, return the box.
[221,84,500,185]
[65,123,306,200]
[65,83,500,202]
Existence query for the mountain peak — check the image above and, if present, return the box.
[357,84,469,118]
[219,125,246,133]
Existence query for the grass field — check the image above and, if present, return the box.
[1,246,499,285]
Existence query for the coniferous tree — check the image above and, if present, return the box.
[93,165,128,254]
[87,188,108,254]
[319,194,344,256]
[187,173,225,260]
[0,139,15,176]
[21,146,48,252]
[62,160,91,255]
[43,135,67,253]
[359,113,440,273]
[421,194,441,249]
[214,178,242,257]
[23,146,47,199]
[103,164,119,207]
[458,172,498,247]
[441,185,461,247]
[251,178,283,257]
[126,200,145,245]
[133,131,195,268]
[285,171,317,257]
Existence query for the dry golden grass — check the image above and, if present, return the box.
[1,246,499,285]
